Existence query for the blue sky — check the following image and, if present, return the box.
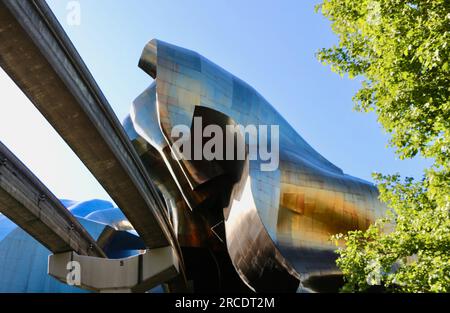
[0,0,430,202]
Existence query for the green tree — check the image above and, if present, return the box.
[316,0,450,292]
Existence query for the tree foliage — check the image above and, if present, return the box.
[317,0,450,292]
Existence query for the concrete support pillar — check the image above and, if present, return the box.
[48,246,179,293]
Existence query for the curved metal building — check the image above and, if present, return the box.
[124,39,386,292]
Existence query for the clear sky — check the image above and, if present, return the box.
[0,0,431,203]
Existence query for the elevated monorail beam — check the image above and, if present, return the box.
[0,0,176,249]
[0,141,105,257]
